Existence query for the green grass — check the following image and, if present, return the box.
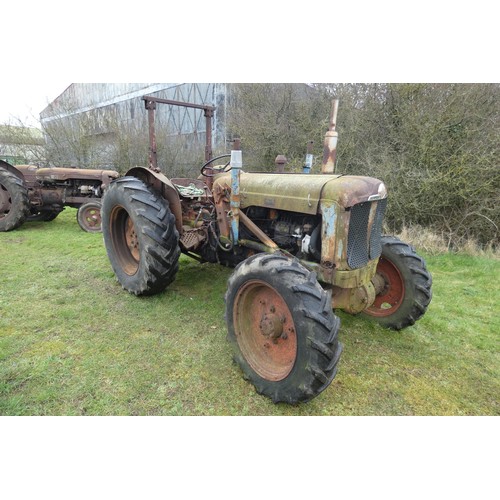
[1,208,498,415]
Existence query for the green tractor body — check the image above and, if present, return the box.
[101,97,432,404]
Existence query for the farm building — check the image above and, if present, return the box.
[40,83,228,175]
[0,125,45,166]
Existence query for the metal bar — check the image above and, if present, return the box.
[144,98,158,171]
[142,94,215,168]
[238,239,278,254]
[230,139,242,243]
[142,95,215,112]
[303,140,314,173]
[239,210,279,249]
[204,109,213,162]
[329,99,339,132]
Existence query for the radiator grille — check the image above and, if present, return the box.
[369,198,387,259]
[347,198,387,269]
[347,202,370,269]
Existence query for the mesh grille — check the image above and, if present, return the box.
[369,198,387,259]
[347,202,370,269]
[347,198,387,269]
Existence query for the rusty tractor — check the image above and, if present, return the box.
[0,161,119,233]
[101,96,432,404]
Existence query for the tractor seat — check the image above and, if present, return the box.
[171,178,211,198]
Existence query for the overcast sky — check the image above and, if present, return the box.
[0,81,70,128]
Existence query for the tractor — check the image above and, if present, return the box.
[100,96,432,404]
[0,160,119,233]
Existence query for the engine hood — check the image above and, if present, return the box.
[36,167,119,182]
[212,172,387,214]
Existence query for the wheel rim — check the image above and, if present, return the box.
[80,205,102,231]
[0,183,12,219]
[233,280,297,382]
[365,256,405,317]
[109,205,140,275]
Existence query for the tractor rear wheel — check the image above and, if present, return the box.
[362,236,432,330]
[225,253,342,404]
[101,177,180,296]
[77,201,102,232]
[0,169,30,232]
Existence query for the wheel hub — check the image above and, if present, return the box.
[259,312,284,340]
[82,207,101,229]
[366,256,405,316]
[234,280,297,381]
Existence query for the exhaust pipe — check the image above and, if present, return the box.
[321,99,339,174]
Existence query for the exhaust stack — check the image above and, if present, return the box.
[321,99,339,174]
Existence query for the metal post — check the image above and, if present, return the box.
[142,95,216,172]
[204,108,213,162]
[230,138,242,244]
[303,141,314,173]
[145,98,158,172]
[275,155,287,173]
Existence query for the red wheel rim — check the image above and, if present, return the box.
[365,257,405,317]
[109,206,140,275]
[233,280,297,381]
[81,205,102,230]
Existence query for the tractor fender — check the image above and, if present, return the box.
[0,160,26,181]
[125,166,183,233]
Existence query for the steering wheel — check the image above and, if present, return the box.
[200,154,232,177]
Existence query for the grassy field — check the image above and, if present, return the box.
[0,208,498,415]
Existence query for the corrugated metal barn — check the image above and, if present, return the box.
[40,83,228,175]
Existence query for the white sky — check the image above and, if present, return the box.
[0,82,70,128]
[0,2,496,131]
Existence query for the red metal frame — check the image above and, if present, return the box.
[142,95,215,172]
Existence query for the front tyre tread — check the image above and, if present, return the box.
[225,253,342,404]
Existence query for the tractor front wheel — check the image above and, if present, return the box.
[101,177,180,296]
[225,253,342,404]
[77,201,103,232]
[362,236,432,329]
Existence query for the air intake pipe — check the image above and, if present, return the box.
[321,99,339,174]
[230,138,242,243]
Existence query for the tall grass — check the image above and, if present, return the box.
[390,224,499,257]
[1,209,498,415]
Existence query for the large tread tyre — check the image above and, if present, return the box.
[362,236,432,330]
[225,253,343,404]
[0,169,30,232]
[101,176,180,296]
